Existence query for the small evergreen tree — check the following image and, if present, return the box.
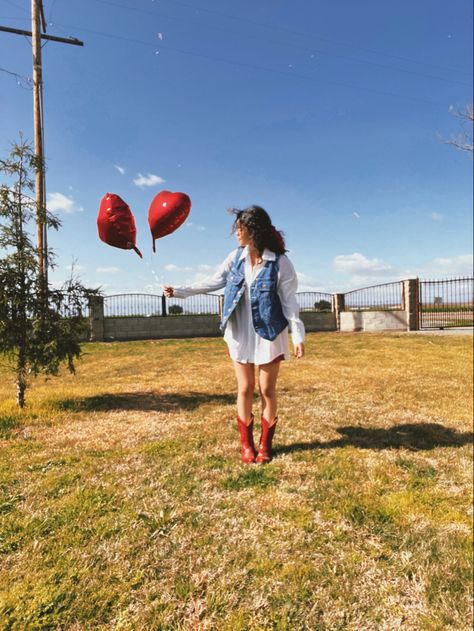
[0,138,97,407]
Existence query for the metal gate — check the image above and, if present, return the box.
[419,277,474,329]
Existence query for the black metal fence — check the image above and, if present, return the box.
[57,293,90,318]
[97,278,474,330]
[104,293,221,317]
[103,292,335,318]
[296,292,332,312]
[419,277,474,329]
[165,294,221,316]
[104,294,163,317]
[343,282,404,311]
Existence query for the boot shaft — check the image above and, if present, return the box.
[237,415,256,463]
[256,416,278,463]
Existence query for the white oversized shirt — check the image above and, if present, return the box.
[171,247,305,365]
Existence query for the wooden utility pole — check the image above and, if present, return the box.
[0,4,83,286]
[31,0,46,283]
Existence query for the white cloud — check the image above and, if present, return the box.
[143,283,159,293]
[430,212,443,221]
[47,192,83,214]
[352,212,360,219]
[96,266,121,274]
[164,263,192,272]
[133,173,165,188]
[114,165,125,175]
[185,269,220,286]
[161,263,221,288]
[296,271,328,292]
[333,252,393,276]
[420,254,473,277]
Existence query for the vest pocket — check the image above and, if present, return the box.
[228,271,244,285]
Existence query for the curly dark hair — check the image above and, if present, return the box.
[230,205,286,255]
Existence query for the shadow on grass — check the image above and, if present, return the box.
[0,415,21,439]
[276,423,474,455]
[51,391,235,413]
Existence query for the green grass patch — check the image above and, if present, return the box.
[221,466,279,490]
[0,415,21,439]
[0,333,472,629]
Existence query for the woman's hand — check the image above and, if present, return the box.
[294,343,305,359]
[163,286,174,297]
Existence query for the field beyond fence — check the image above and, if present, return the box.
[0,333,472,629]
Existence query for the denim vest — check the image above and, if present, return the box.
[220,247,289,341]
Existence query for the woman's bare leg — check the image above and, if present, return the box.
[258,361,280,425]
[233,361,255,425]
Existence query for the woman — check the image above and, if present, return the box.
[164,205,305,464]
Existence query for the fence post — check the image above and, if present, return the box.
[89,295,104,341]
[332,293,345,331]
[404,278,419,331]
[161,294,167,317]
[218,295,224,318]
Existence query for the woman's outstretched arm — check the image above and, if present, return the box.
[164,249,237,298]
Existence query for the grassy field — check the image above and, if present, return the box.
[0,332,472,630]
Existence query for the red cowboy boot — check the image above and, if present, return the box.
[256,416,278,464]
[237,415,256,464]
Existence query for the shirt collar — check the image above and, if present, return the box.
[262,248,276,261]
[239,246,276,262]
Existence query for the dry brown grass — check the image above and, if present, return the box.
[0,332,472,630]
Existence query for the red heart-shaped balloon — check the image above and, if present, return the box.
[97,193,142,257]
[148,190,191,252]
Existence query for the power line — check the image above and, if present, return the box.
[91,0,471,88]
[94,0,472,77]
[170,0,473,77]
[0,65,33,88]
[55,21,449,109]
[47,0,59,24]
[3,0,28,13]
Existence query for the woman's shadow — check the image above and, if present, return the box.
[276,422,473,454]
[52,393,473,452]
[53,391,235,413]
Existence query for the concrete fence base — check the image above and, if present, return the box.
[104,315,222,341]
[340,310,407,332]
[96,311,337,342]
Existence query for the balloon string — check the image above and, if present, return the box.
[146,250,163,294]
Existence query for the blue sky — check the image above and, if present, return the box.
[1,0,472,294]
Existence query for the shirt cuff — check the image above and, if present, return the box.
[171,287,191,298]
[290,319,305,345]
